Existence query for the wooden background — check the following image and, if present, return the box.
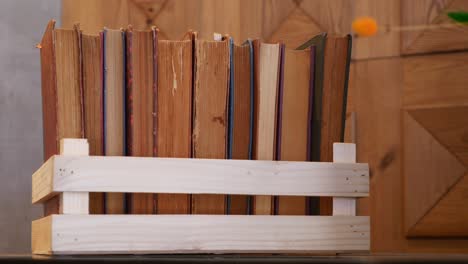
[62,0,468,253]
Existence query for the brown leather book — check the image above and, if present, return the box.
[103,28,126,214]
[82,32,105,214]
[228,41,253,215]
[251,41,282,215]
[276,48,314,215]
[39,20,84,215]
[319,35,352,215]
[126,26,156,214]
[155,34,193,214]
[192,38,230,214]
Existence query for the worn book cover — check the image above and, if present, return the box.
[103,28,126,214]
[125,26,156,214]
[82,32,105,214]
[40,20,84,215]
[192,38,230,214]
[251,41,282,215]
[155,32,194,214]
[275,47,315,215]
[227,40,254,215]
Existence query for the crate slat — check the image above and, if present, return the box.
[32,155,369,203]
[32,215,370,254]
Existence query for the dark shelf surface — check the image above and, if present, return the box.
[1,254,468,264]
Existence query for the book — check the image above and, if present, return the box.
[298,34,352,215]
[227,40,254,215]
[296,33,326,215]
[251,41,282,215]
[155,33,194,214]
[318,34,352,215]
[82,32,105,214]
[275,47,315,215]
[39,20,84,215]
[102,28,126,214]
[126,26,157,214]
[192,38,230,214]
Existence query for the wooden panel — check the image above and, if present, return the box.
[32,155,369,202]
[401,0,468,55]
[403,52,468,108]
[351,0,400,59]
[32,215,370,254]
[409,106,468,164]
[332,143,357,216]
[350,58,404,251]
[268,7,321,48]
[403,112,465,233]
[300,0,400,59]
[62,0,130,34]
[408,173,468,237]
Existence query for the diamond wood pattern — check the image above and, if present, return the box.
[401,0,468,55]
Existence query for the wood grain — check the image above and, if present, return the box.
[407,173,468,237]
[31,216,52,255]
[403,52,468,108]
[32,214,370,254]
[349,58,404,251]
[268,7,321,49]
[403,112,465,233]
[401,0,468,55]
[62,0,130,34]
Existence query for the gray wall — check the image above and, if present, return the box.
[0,0,60,253]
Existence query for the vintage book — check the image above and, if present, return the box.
[318,35,352,215]
[275,47,315,215]
[39,20,84,215]
[227,40,254,215]
[126,26,156,214]
[192,38,230,214]
[102,28,126,214]
[298,34,352,215]
[251,41,282,215]
[155,34,193,214]
[82,32,105,214]
[296,33,326,215]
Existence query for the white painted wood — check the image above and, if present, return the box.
[31,154,369,203]
[60,138,89,156]
[58,138,89,214]
[333,143,357,216]
[32,215,370,254]
[60,192,89,215]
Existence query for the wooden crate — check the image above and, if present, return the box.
[31,139,369,255]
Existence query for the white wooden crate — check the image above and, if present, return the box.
[31,139,370,255]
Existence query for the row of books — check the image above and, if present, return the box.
[39,20,351,216]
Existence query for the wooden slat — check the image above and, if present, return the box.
[333,143,357,216]
[31,216,52,255]
[31,155,369,203]
[32,215,370,254]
